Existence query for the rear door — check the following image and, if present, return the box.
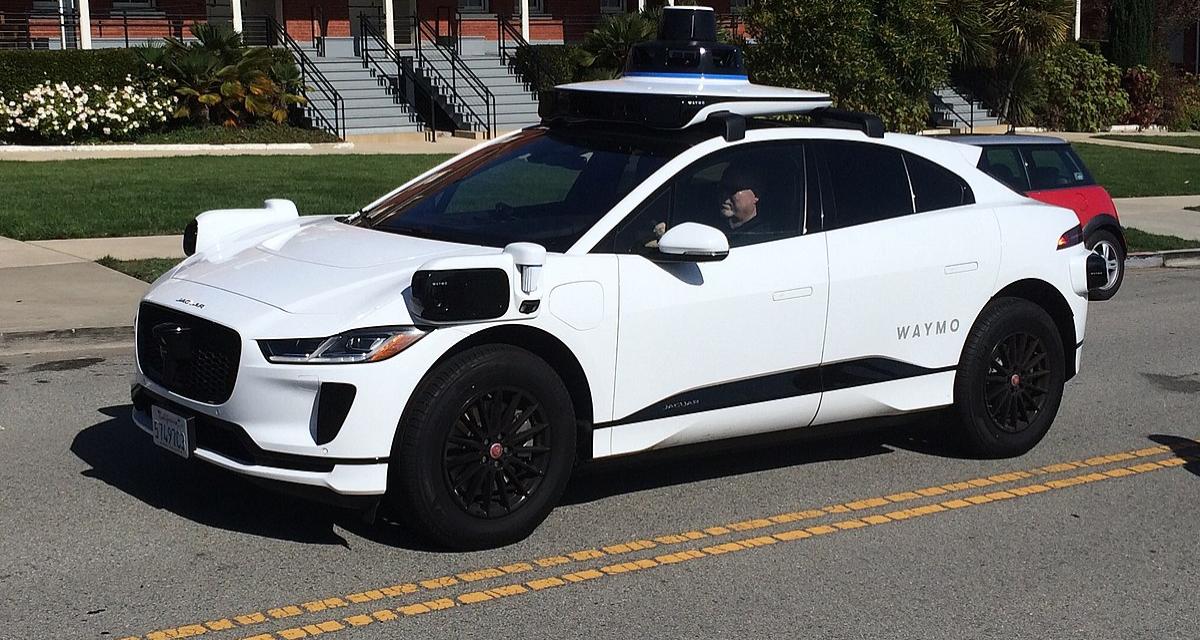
[814,140,1000,423]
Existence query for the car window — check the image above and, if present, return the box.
[820,141,913,228]
[599,143,805,253]
[1023,145,1093,191]
[904,153,975,212]
[979,146,1029,192]
[353,128,687,252]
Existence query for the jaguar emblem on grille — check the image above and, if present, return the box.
[152,322,193,385]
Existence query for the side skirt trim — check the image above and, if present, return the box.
[594,357,956,430]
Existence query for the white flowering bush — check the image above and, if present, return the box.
[0,77,175,143]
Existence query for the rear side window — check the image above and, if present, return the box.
[1022,145,1094,190]
[821,141,913,228]
[979,146,1029,192]
[903,153,974,212]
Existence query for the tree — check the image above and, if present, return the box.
[742,0,957,132]
[986,0,1075,126]
[1108,0,1156,67]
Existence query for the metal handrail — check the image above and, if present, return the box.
[496,13,556,93]
[359,15,439,141]
[933,89,977,133]
[310,5,326,56]
[415,15,494,138]
[266,15,344,139]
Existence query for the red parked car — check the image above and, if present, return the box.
[949,135,1125,300]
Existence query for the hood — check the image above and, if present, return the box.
[171,218,496,315]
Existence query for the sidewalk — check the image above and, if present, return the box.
[1114,196,1200,241]
[0,236,146,353]
[1049,132,1200,155]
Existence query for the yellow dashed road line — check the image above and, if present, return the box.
[121,443,1185,640]
[228,449,1197,640]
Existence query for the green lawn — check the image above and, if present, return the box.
[1074,143,1200,198]
[0,154,452,241]
[1095,134,1200,150]
[96,256,181,282]
[1124,227,1200,252]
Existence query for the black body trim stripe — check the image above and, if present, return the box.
[594,358,956,430]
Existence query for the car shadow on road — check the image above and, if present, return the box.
[560,412,963,506]
[1148,434,1200,478]
[70,406,966,551]
[71,405,364,547]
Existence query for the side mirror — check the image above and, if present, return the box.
[654,222,729,262]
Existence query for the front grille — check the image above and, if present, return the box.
[136,302,241,404]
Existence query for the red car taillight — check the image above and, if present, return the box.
[1057,225,1083,250]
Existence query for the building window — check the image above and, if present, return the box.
[730,0,749,13]
[459,0,488,13]
[600,0,624,13]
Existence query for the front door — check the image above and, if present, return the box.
[600,142,830,456]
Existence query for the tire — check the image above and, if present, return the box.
[1087,229,1124,301]
[952,298,1066,458]
[388,345,576,550]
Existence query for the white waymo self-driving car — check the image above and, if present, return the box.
[131,7,1109,549]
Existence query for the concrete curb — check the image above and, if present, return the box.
[0,142,355,153]
[1126,248,1200,269]
[0,326,133,356]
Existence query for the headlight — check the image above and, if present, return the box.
[258,327,425,364]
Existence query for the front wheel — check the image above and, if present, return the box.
[1087,230,1124,301]
[952,298,1066,458]
[388,345,576,550]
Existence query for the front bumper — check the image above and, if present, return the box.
[131,384,389,499]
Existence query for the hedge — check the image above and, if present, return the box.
[0,48,148,92]
[0,47,295,94]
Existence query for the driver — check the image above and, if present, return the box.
[716,164,765,234]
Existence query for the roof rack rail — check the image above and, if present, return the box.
[810,107,885,139]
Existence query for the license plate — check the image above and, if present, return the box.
[151,404,194,459]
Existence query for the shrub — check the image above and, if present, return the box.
[0,48,150,94]
[138,24,305,127]
[1122,65,1162,128]
[509,44,591,91]
[744,0,956,132]
[1035,44,1129,131]
[1,80,174,143]
[1159,72,1200,131]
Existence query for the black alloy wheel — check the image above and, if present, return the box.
[953,298,1065,458]
[389,345,576,550]
[983,332,1052,433]
[442,388,552,519]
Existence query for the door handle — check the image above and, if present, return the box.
[772,287,813,301]
[944,262,978,275]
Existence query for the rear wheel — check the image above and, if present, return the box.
[388,345,576,550]
[1087,229,1124,301]
[953,298,1065,458]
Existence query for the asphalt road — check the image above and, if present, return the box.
[1,268,1198,640]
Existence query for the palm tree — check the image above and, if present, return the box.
[987,0,1075,127]
[581,12,657,77]
[935,0,993,67]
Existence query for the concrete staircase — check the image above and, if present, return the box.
[418,48,542,134]
[306,55,424,136]
[291,38,538,137]
[930,87,1000,133]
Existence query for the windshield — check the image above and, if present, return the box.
[349,127,689,252]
